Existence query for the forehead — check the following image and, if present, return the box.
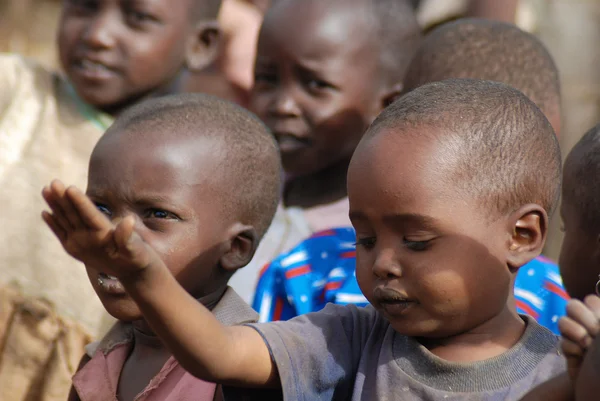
[348,126,467,216]
[258,0,377,64]
[89,126,224,192]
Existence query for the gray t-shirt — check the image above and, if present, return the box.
[225,304,565,401]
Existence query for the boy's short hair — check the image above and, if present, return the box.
[367,78,561,217]
[109,94,281,238]
[403,19,560,122]
[366,0,422,84]
[278,0,420,85]
[563,124,600,233]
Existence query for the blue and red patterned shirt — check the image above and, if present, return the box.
[252,228,569,334]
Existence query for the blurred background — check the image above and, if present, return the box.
[2,0,599,260]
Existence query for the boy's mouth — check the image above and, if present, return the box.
[273,133,310,153]
[373,287,417,316]
[96,272,126,295]
[73,59,117,81]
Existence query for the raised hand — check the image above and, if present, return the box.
[41,180,164,282]
[558,295,600,383]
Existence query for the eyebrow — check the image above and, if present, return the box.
[86,191,178,207]
[349,211,439,228]
[383,213,439,228]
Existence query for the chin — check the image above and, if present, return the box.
[96,293,143,322]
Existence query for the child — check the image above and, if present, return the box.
[403,18,561,135]
[559,123,600,301]
[519,125,600,400]
[44,93,281,401]
[45,79,566,400]
[0,2,221,399]
[400,17,567,334]
[553,124,600,399]
[228,0,422,303]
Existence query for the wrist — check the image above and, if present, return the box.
[119,261,169,293]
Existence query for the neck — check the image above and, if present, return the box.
[131,286,227,346]
[284,158,350,208]
[100,72,184,117]
[418,306,526,362]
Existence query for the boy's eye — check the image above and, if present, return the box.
[128,10,152,23]
[355,237,376,250]
[305,78,331,92]
[403,238,431,251]
[144,208,178,220]
[94,203,112,217]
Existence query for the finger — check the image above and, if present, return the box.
[561,338,585,358]
[559,316,594,349]
[566,299,600,337]
[65,186,112,230]
[584,295,600,321]
[42,184,73,232]
[114,217,153,270]
[52,182,86,229]
[114,216,136,255]
[41,211,67,242]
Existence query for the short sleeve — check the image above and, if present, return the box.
[224,303,378,401]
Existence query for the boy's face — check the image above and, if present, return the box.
[559,177,600,300]
[250,0,384,177]
[85,129,232,321]
[348,126,515,338]
[58,0,197,112]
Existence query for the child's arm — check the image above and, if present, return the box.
[575,333,600,401]
[560,295,600,401]
[42,180,278,388]
[519,296,600,401]
[559,296,600,382]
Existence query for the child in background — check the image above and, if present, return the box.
[555,123,600,399]
[45,79,566,400]
[559,123,600,301]
[0,1,221,399]
[228,0,422,303]
[46,93,281,401]
[399,17,567,334]
[516,123,600,400]
[402,18,561,134]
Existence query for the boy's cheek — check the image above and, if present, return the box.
[559,235,597,299]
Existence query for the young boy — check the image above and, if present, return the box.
[400,17,567,334]
[554,124,600,399]
[403,18,561,134]
[519,124,600,400]
[228,0,422,303]
[0,1,220,399]
[559,123,600,301]
[45,79,566,400]
[43,93,281,401]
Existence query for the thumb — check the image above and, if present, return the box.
[113,216,155,271]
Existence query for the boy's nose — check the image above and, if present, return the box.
[82,14,118,50]
[372,249,403,280]
[269,90,301,118]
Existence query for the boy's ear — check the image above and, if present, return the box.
[381,82,405,108]
[506,204,548,270]
[185,21,221,72]
[219,223,258,273]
